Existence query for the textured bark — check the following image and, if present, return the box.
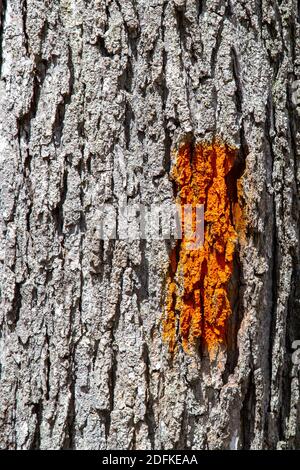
[0,0,299,450]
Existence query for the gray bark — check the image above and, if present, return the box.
[0,0,299,450]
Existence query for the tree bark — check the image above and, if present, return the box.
[0,0,299,450]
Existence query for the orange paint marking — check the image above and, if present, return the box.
[163,139,242,354]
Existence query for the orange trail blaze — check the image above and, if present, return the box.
[163,139,240,354]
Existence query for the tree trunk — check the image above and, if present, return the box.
[0,0,299,450]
